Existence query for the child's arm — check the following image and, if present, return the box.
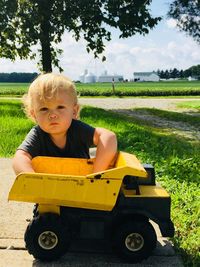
[93,127,117,173]
[12,150,35,175]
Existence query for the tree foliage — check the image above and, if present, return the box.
[157,64,200,79]
[183,64,200,77]
[0,0,18,59]
[0,0,161,72]
[168,0,200,44]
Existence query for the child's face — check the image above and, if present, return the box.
[31,90,78,136]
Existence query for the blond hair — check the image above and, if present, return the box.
[23,73,79,121]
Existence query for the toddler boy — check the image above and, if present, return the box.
[13,73,117,174]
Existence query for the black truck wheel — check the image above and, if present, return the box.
[25,213,71,261]
[113,221,157,263]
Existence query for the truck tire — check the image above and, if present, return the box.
[25,213,70,261]
[113,221,157,262]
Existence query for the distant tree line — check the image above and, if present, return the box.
[157,64,200,80]
[0,72,38,82]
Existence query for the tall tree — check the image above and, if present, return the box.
[170,68,179,78]
[0,0,161,72]
[168,0,200,44]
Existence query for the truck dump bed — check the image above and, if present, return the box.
[8,152,147,211]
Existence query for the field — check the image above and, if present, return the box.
[0,80,200,96]
[0,99,199,266]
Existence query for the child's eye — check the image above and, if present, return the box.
[39,107,48,112]
[57,105,65,109]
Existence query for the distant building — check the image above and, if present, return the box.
[188,76,198,81]
[79,69,88,83]
[133,72,159,82]
[79,70,123,83]
[97,71,123,83]
[84,72,96,83]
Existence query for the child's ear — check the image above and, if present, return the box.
[30,109,36,121]
[72,104,80,119]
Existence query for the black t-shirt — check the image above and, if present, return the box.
[18,119,95,159]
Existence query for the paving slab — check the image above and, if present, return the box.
[0,158,184,267]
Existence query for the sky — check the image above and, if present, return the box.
[0,0,199,80]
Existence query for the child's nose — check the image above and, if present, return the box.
[48,112,57,119]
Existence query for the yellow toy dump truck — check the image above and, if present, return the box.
[8,151,174,263]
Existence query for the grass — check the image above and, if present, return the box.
[0,99,199,266]
[0,83,29,95]
[177,100,200,110]
[0,81,200,96]
[0,99,33,156]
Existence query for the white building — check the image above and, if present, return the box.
[97,71,123,83]
[79,69,88,83]
[188,76,197,81]
[79,70,123,83]
[84,72,96,83]
[133,72,159,82]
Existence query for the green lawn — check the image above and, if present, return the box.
[0,99,199,266]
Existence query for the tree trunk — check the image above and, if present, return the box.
[40,25,52,73]
[37,0,53,73]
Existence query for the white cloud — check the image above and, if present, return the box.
[94,34,200,79]
[130,47,142,54]
[106,42,129,54]
[166,18,177,29]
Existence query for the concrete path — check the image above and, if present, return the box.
[0,158,184,267]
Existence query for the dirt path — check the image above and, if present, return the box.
[79,97,199,112]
